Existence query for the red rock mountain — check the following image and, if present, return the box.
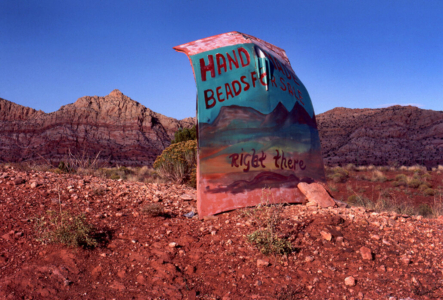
[0,90,195,166]
[317,105,443,168]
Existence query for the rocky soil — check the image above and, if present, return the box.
[0,90,195,166]
[317,106,443,168]
[1,166,443,299]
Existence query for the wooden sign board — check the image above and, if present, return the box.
[174,32,325,218]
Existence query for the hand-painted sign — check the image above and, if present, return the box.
[174,32,325,218]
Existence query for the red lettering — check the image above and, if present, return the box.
[271,76,277,87]
[251,72,258,87]
[241,76,250,91]
[204,89,216,109]
[292,73,300,86]
[297,90,304,105]
[288,159,293,169]
[216,53,227,75]
[232,80,241,96]
[216,86,225,102]
[273,150,281,168]
[274,59,283,73]
[287,83,294,96]
[200,55,215,82]
[299,160,306,170]
[238,47,250,67]
[225,83,234,99]
[226,51,239,70]
[229,154,239,167]
[259,72,268,86]
[280,77,286,91]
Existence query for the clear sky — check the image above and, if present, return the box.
[1,0,442,120]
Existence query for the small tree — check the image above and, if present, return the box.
[171,125,197,144]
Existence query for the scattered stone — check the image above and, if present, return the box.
[320,230,332,241]
[400,256,411,265]
[297,182,336,208]
[359,246,373,260]
[168,242,178,248]
[14,178,25,185]
[305,256,315,263]
[344,276,356,286]
[257,259,270,268]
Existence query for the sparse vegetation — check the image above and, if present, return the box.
[171,125,197,144]
[153,140,197,185]
[245,189,293,256]
[141,203,165,217]
[34,210,97,248]
[327,166,349,183]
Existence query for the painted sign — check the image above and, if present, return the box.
[174,32,325,218]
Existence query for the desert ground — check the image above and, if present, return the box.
[1,164,443,299]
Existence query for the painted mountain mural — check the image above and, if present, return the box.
[198,101,324,195]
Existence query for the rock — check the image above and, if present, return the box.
[14,178,25,185]
[257,259,269,267]
[0,91,195,167]
[359,246,372,260]
[317,105,443,167]
[180,194,195,201]
[400,256,411,265]
[297,182,336,208]
[320,230,332,241]
[344,276,356,286]
[305,256,315,262]
[168,242,178,248]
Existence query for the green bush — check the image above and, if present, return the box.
[171,125,197,144]
[154,140,197,184]
[34,210,97,248]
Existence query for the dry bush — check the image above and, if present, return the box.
[142,203,165,217]
[371,170,387,182]
[327,167,349,183]
[245,189,292,256]
[34,210,97,248]
[153,140,196,185]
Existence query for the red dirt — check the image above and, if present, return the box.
[1,165,443,299]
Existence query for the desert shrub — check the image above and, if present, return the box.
[419,182,431,191]
[345,163,356,171]
[421,172,432,181]
[58,161,73,173]
[347,195,358,204]
[423,188,435,196]
[371,170,387,182]
[407,178,422,189]
[418,203,433,217]
[171,125,197,144]
[247,229,292,256]
[327,167,349,183]
[153,140,197,184]
[395,174,407,181]
[34,210,97,248]
[141,203,165,217]
[245,189,292,256]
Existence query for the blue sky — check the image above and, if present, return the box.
[1,0,442,119]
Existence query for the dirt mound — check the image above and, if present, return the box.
[317,105,443,168]
[1,165,442,299]
[0,90,195,166]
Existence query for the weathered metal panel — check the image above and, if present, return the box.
[174,31,325,218]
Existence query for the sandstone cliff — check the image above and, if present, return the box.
[0,90,195,166]
[317,105,443,167]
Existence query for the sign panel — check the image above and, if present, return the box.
[174,32,325,217]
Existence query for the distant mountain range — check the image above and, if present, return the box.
[0,90,194,166]
[317,106,443,168]
[1,91,442,167]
